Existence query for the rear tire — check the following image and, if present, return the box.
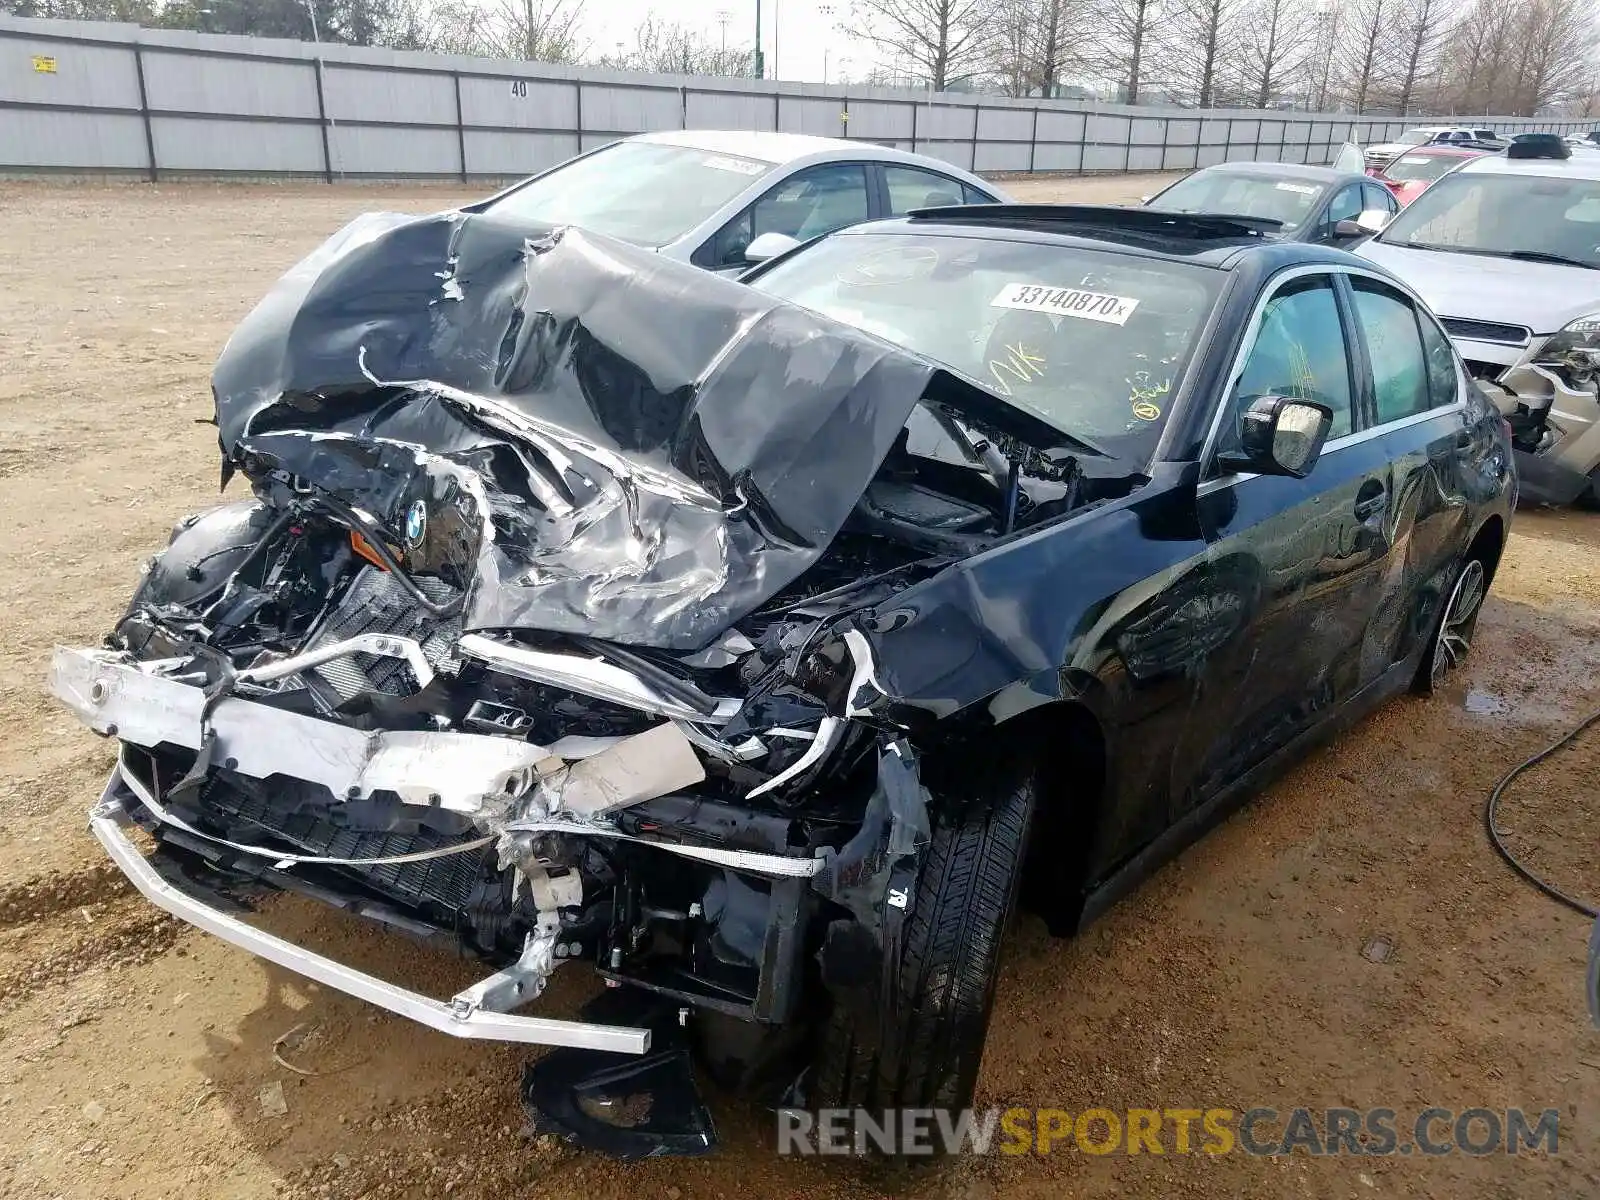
[1414,550,1489,694]
[810,767,1035,1125]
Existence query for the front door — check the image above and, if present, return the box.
[1175,270,1399,805]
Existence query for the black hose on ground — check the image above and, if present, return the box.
[1484,706,1600,918]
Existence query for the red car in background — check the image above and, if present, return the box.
[1367,146,1486,206]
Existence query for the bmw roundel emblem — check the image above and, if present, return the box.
[403,499,428,547]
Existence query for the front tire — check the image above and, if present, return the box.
[1415,552,1488,693]
[1577,467,1600,511]
[810,768,1034,1123]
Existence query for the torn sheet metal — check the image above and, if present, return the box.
[809,739,931,1069]
[538,723,706,817]
[212,212,947,650]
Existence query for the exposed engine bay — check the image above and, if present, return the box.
[1470,333,1600,506]
[47,211,1143,1149]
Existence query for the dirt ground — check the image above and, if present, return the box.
[1,174,1598,1200]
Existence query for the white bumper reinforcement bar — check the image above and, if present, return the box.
[88,772,650,1054]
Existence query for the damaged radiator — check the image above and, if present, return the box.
[289,566,462,705]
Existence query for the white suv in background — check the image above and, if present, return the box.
[1357,137,1600,506]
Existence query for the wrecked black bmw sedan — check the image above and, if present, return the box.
[49,201,1514,1155]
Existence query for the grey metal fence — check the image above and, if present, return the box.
[2,14,1588,183]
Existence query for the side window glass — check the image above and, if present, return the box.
[883,165,965,215]
[700,163,869,269]
[1350,278,1431,423]
[1418,310,1461,409]
[1230,276,1354,448]
[701,208,754,269]
[963,182,994,205]
[1363,181,1397,214]
[755,162,868,243]
[1327,185,1363,225]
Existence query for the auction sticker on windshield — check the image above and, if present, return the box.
[1275,182,1318,195]
[702,155,766,175]
[991,284,1140,325]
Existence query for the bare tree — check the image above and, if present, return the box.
[1435,0,1595,115]
[481,0,585,62]
[985,0,1088,95]
[986,0,1035,95]
[1437,0,1510,112]
[1235,0,1314,107]
[1159,0,1239,106]
[1336,0,1392,112]
[1505,0,1594,114]
[1385,0,1449,114]
[1092,0,1162,103]
[844,0,992,89]
[598,14,753,76]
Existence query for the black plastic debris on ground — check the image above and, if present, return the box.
[521,989,717,1159]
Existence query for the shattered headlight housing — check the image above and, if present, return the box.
[1533,314,1600,392]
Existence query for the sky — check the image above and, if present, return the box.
[589,0,865,83]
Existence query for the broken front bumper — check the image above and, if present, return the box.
[53,644,835,1051]
[88,769,652,1053]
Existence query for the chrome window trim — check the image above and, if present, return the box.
[1197,262,1465,488]
[1195,399,1467,497]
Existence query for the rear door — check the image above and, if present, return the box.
[876,163,997,214]
[1342,271,1488,670]
[1177,268,1400,804]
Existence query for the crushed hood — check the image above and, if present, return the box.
[211,209,952,651]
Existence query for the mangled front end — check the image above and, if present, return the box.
[1472,319,1600,506]
[46,213,976,1092]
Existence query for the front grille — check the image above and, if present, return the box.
[199,775,487,913]
[1441,317,1531,346]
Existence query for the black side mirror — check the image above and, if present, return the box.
[1218,395,1334,478]
[1332,218,1365,240]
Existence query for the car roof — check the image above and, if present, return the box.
[1456,150,1600,181]
[830,207,1372,271]
[630,128,961,172]
[1391,146,1483,158]
[1191,161,1359,185]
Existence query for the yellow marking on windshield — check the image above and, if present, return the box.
[1129,378,1170,421]
[987,342,1047,396]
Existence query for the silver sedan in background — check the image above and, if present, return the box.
[476,129,1007,274]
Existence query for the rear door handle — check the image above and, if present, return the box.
[1354,483,1388,521]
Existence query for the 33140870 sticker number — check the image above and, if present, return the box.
[990,283,1140,325]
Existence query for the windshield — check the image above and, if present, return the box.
[487,141,773,247]
[748,231,1224,460]
[1378,171,1600,268]
[1397,130,1435,147]
[1149,171,1322,228]
[1383,154,1462,183]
